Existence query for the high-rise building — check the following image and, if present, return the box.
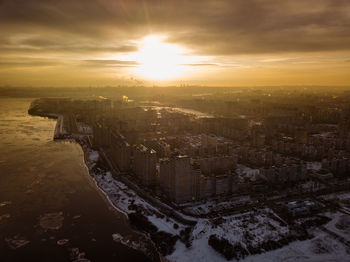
[110,131,131,172]
[133,144,157,186]
[160,155,193,203]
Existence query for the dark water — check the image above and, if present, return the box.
[0,98,151,262]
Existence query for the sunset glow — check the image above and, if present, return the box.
[0,0,350,87]
[132,35,189,80]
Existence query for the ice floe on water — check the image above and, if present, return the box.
[38,212,64,230]
[69,247,91,262]
[57,239,69,246]
[0,200,12,207]
[0,213,11,221]
[5,235,30,250]
[112,233,148,252]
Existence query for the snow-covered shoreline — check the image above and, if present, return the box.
[76,141,298,261]
[75,140,163,261]
[52,133,350,262]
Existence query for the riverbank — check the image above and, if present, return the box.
[0,97,155,262]
[52,128,163,262]
[42,112,194,258]
[26,103,162,261]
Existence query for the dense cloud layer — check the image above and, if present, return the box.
[1,0,350,55]
[1,0,350,86]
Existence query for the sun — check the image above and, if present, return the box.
[133,35,188,80]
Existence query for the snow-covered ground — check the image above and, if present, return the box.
[243,229,349,262]
[112,233,148,252]
[236,164,260,182]
[169,217,350,262]
[300,180,327,192]
[319,192,350,213]
[83,147,350,262]
[323,212,350,242]
[307,162,322,171]
[89,151,99,161]
[84,148,186,235]
[319,192,350,202]
[168,208,291,262]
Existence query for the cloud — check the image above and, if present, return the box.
[82,59,139,67]
[0,61,56,67]
[0,33,137,56]
[0,0,350,56]
[1,0,350,87]
[0,57,61,67]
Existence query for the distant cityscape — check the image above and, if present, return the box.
[27,87,350,260]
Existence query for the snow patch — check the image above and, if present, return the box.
[89,151,99,162]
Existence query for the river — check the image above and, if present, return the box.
[0,97,151,262]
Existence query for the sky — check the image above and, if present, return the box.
[1,0,350,87]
